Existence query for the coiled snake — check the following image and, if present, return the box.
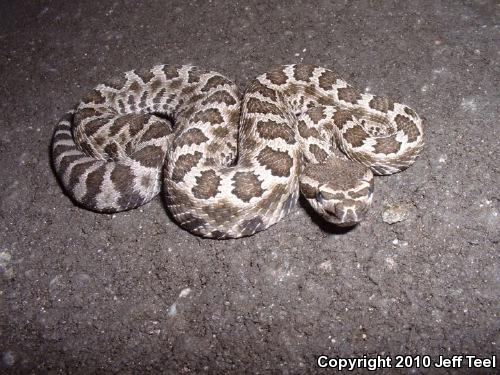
[52,64,424,238]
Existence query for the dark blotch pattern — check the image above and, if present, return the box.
[188,94,204,105]
[212,126,230,138]
[82,89,106,104]
[132,145,166,168]
[78,141,95,157]
[81,165,106,208]
[68,161,96,189]
[318,70,340,90]
[141,174,154,188]
[176,128,209,148]
[135,68,155,84]
[210,230,226,239]
[404,107,417,118]
[169,79,182,90]
[56,150,83,178]
[232,172,264,202]
[265,69,288,85]
[192,170,221,199]
[317,96,336,106]
[127,94,137,111]
[293,64,316,82]
[103,76,126,90]
[337,86,362,104]
[129,116,145,136]
[395,114,420,142]
[171,151,202,182]
[202,90,236,106]
[256,120,295,144]
[201,75,233,92]
[343,125,369,148]
[153,88,167,104]
[117,99,126,113]
[201,199,240,226]
[149,78,163,93]
[246,97,282,115]
[141,121,171,142]
[80,118,109,138]
[227,110,240,129]
[75,108,102,121]
[179,213,206,233]
[256,146,293,177]
[309,144,328,163]
[255,184,288,212]
[187,69,202,83]
[333,109,354,130]
[138,91,148,109]
[246,81,278,102]
[111,164,146,209]
[307,106,326,124]
[192,108,224,124]
[299,182,316,199]
[297,120,320,139]
[104,143,120,159]
[369,96,394,113]
[373,136,402,154]
[129,80,142,94]
[109,114,147,137]
[162,65,181,80]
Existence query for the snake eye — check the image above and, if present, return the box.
[316,191,324,203]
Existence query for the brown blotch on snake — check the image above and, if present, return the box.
[369,96,394,113]
[192,170,221,199]
[256,120,296,144]
[171,151,203,183]
[256,146,294,177]
[395,114,421,142]
[232,171,264,202]
[192,108,224,125]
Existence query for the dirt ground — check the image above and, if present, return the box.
[0,1,498,374]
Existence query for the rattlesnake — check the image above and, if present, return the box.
[52,64,424,238]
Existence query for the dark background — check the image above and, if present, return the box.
[0,0,498,373]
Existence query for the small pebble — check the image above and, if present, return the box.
[382,204,410,224]
[0,252,14,280]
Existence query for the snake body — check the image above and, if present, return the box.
[52,64,424,238]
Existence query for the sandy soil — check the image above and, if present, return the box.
[0,1,498,373]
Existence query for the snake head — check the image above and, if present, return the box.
[299,156,374,226]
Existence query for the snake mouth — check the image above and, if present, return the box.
[323,214,360,227]
[334,220,359,227]
[322,205,364,227]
